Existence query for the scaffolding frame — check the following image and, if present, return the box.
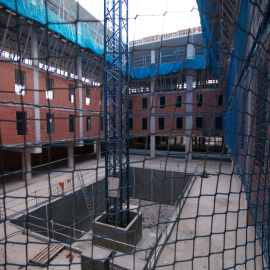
[104,0,129,227]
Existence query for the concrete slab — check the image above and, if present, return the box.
[0,223,81,269]
[155,172,265,269]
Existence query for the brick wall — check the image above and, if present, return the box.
[0,60,225,146]
[0,62,34,104]
[0,62,104,145]
[129,89,226,136]
[0,105,35,145]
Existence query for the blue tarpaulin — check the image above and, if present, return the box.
[0,0,104,56]
[131,55,208,79]
[196,0,222,79]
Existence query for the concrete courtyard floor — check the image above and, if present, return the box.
[0,154,266,269]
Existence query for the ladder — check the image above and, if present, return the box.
[77,167,93,217]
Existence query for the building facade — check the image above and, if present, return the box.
[0,1,225,180]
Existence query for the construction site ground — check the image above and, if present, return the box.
[0,154,266,269]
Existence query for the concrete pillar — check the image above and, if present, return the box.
[185,43,195,162]
[150,135,155,158]
[68,146,74,169]
[150,49,156,158]
[77,56,83,138]
[185,71,195,161]
[95,141,101,160]
[202,137,206,146]
[187,43,195,59]
[231,159,238,174]
[22,151,32,181]
[31,28,40,143]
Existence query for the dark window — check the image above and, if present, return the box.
[196,117,203,129]
[142,118,147,130]
[86,89,91,105]
[160,96,165,108]
[129,118,133,130]
[197,94,203,107]
[215,117,223,130]
[129,100,133,110]
[16,111,27,135]
[68,84,75,103]
[46,78,54,100]
[159,118,164,130]
[86,116,91,131]
[69,115,75,132]
[176,96,182,108]
[100,117,103,131]
[142,98,147,109]
[15,69,26,95]
[176,117,183,129]
[216,94,223,106]
[46,113,54,134]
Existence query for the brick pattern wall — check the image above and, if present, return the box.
[129,89,226,136]
[0,62,104,145]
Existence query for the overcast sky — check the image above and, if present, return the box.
[76,0,200,40]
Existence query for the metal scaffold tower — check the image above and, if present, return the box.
[103,0,129,227]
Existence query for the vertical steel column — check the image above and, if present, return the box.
[104,0,129,227]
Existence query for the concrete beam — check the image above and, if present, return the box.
[10,147,42,154]
[74,140,84,147]
[65,140,84,147]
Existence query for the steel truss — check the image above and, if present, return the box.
[104,0,129,227]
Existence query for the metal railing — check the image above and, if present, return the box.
[0,167,105,223]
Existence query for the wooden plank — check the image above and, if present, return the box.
[38,244,61,265]
[30,243,59,264]
[29,243,64,265]
[30,243,54,263]
[41,244,63,264]
[30,243,63,265]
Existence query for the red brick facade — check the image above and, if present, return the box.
[0,62,104,146]
[129,89,226,136]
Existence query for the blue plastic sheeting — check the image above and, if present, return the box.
[225,0,270,266]
[131,55,208,80]
[196,0,222,79]
[225,0,249,158]
[0,0,104,56]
